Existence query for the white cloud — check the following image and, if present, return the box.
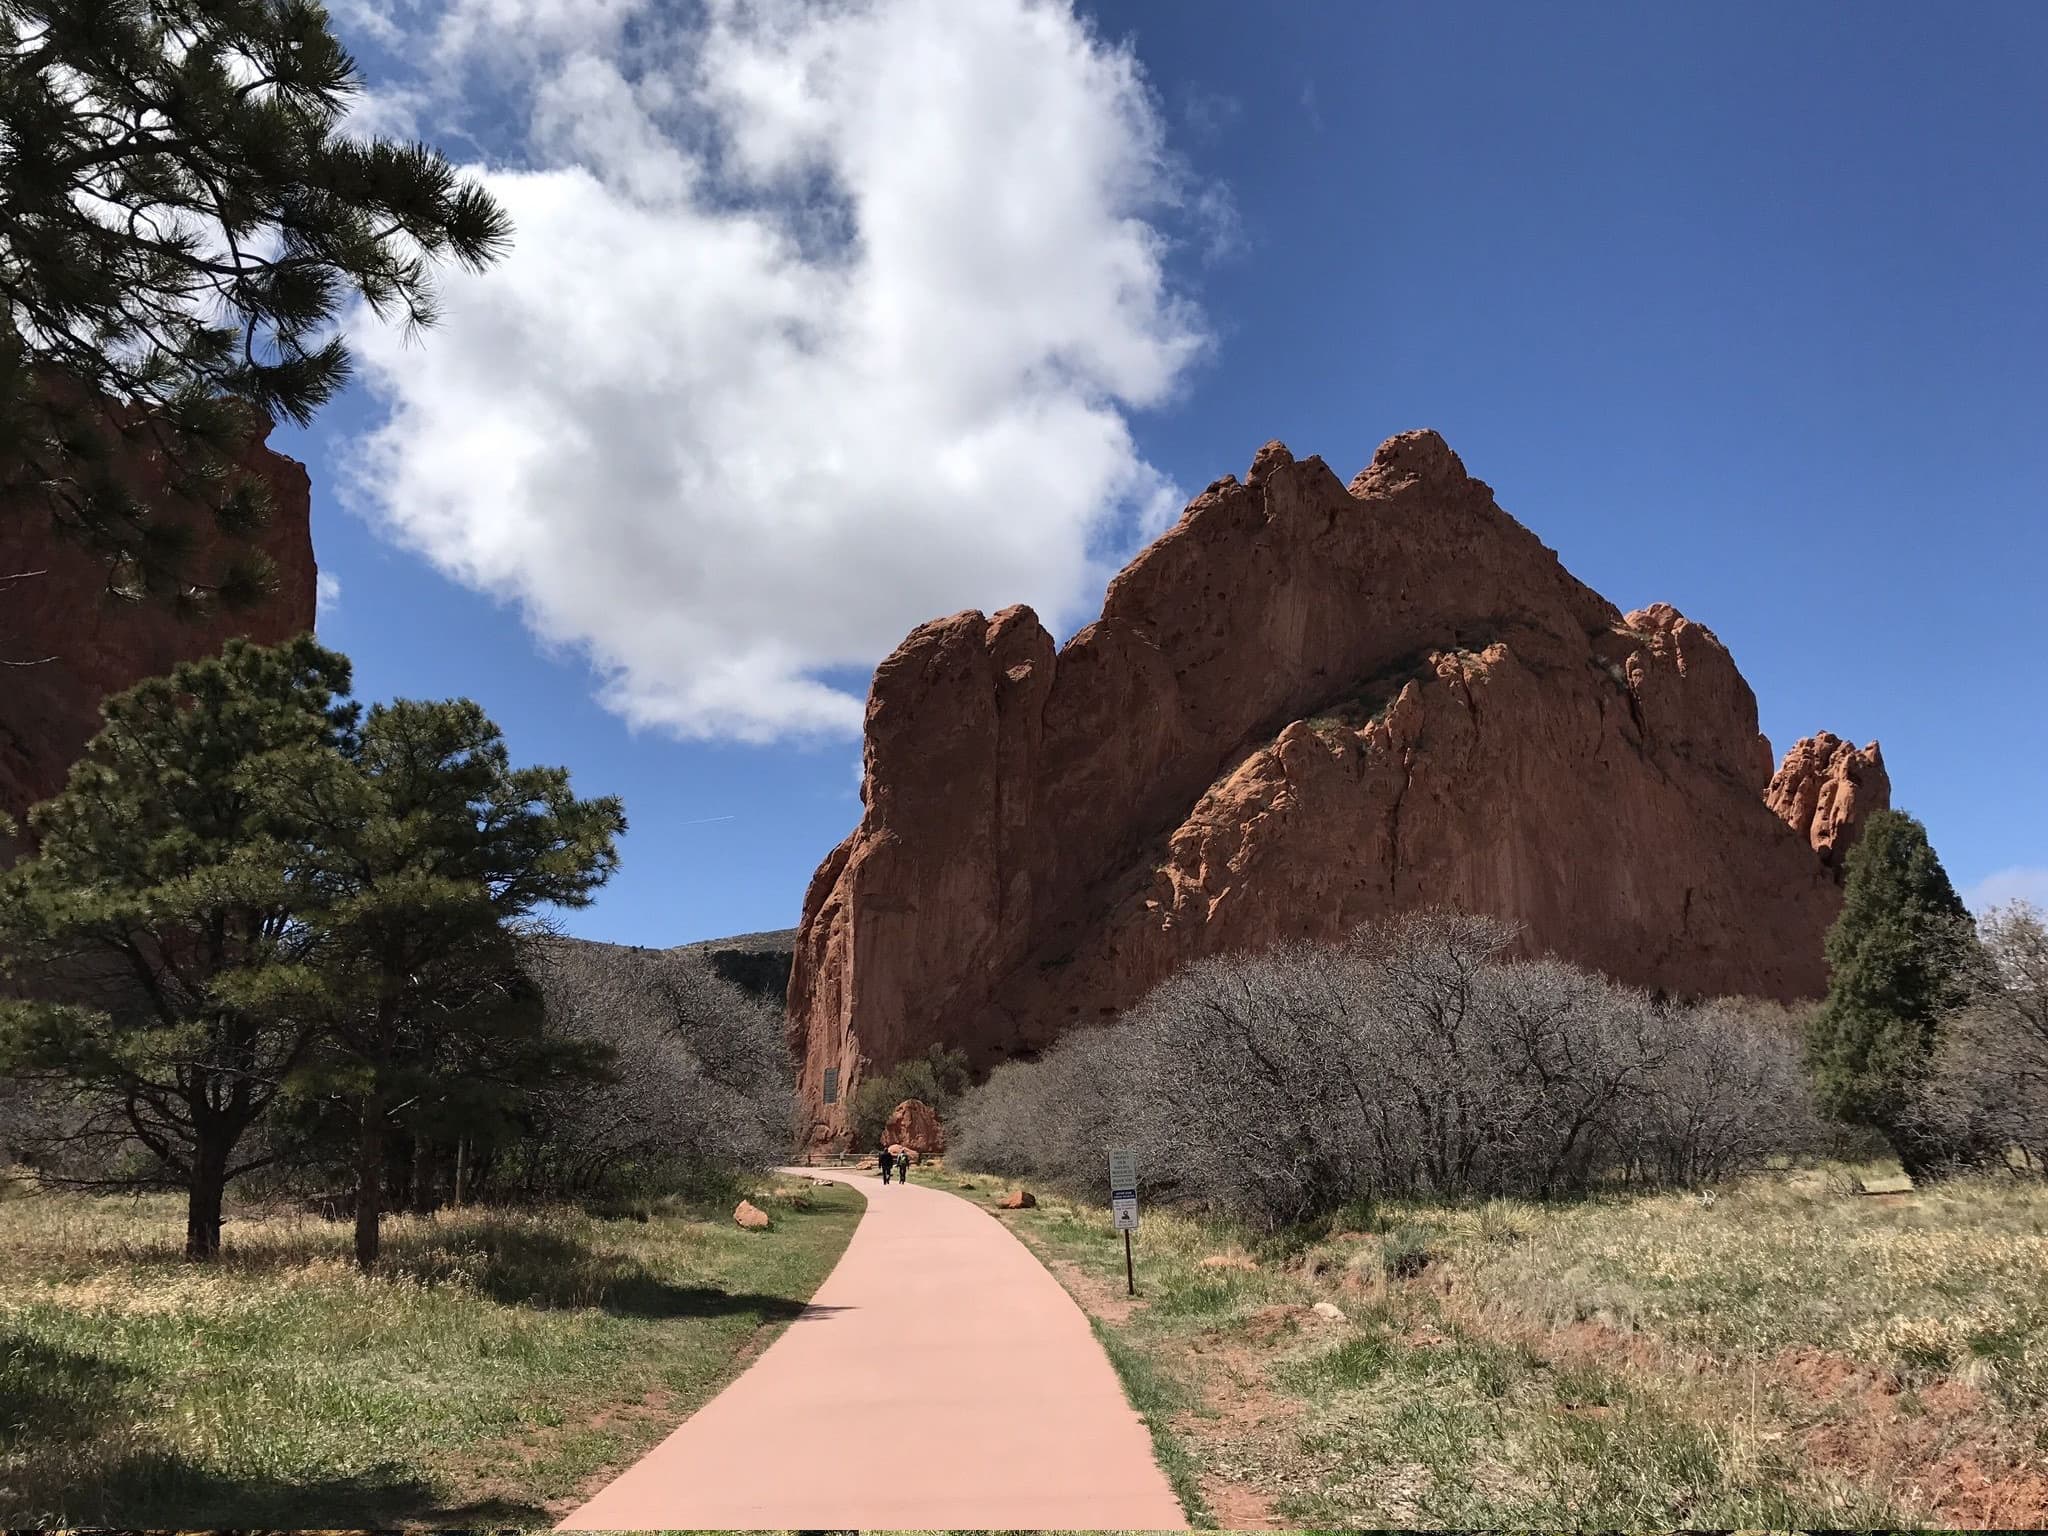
[316,571,343,619]
[338,83,428,141]
[1964,866,2048,916]
[338,0,1213,741]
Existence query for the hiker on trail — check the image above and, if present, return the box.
[896,1149,912,1183]
[878,1149,893,1185]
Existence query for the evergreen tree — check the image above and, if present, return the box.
[0,0,511,609]
[1806,808,1977,1178]
[271,698,624,1268]
[0,635,355,1257]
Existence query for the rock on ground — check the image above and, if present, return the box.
[885,1098,947,1154]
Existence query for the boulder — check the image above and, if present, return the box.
[733,1200,771,1230]
[883,1098,947,1155]
[996,1190,1037,1210]
[787,431,1890,1144]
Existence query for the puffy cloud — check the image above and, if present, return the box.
[316,571,343,619]
[1964,866,2048,916]
[336,0,1214,741]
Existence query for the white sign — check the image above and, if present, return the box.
[1108,1147,1137,1195]
[1112,1195,1139,1231]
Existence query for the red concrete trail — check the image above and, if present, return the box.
[557,1166,1186,1531]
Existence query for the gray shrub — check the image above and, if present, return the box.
[1910,901,2048,1175]
[520,937,794,1198]
[951,910,1826,1227]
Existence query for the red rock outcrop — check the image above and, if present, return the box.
[0,406,316,853]
[884,1099,947,1156]
[787,431,1889,1147]
[1766,732,1887,870]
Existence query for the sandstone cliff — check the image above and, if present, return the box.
[0,410,316,852]
[788,431,1889,1147]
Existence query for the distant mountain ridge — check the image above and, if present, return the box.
[669,928,798,1005]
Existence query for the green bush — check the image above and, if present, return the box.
[1381,1223,1433,1279]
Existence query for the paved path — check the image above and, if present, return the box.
[558,1167,1185,1531]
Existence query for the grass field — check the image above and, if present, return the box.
[953,1166,2048,1529]
[0,1174,862,1528]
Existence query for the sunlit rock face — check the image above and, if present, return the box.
[788,431,1886,1147]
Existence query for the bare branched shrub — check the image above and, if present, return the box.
[518,938,793,1200]
[1624,997,1829,1185]
[951,910,1827,1227]
[1912,901,2048,1175]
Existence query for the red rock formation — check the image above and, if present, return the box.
[0,407,315,853]
[787,431,1888,1147]
[884,1098,947,1156]
[1766,732,1887,869]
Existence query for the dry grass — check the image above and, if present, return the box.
[954,1164,2048,1529]
[0,1173,860,1528]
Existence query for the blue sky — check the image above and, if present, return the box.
[301,0,2046,944]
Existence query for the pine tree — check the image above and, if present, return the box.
[1806,808,1977,1179]
[0,635,356,1257]
[0,0,510,609]
[272,698,624,1268]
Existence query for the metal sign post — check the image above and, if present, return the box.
[1108,1147,1139,1296]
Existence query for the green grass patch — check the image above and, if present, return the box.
[1087,1318,1214,1528]
[0,1178,861,1527]
[1278,1330,1394,1391]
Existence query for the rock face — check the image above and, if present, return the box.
[884,1099,947,1155]
[1765,732,1887,870]
[787,431,1889,1147]
[0,407,316,853]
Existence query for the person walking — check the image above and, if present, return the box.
[896,1149,912,1184]
[878,1149,893,1186]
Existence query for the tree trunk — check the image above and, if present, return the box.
[1888,1117,1958,1185]
[453,1136,467,1208]
[410,1133,429,1213]
[354,1109,384,1270]
[185,1134,228,1261]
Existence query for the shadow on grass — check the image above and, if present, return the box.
[380,1221,830,1320]
[173,1212,820,1321]
[0,1334,546,1528]
[0,1332,143,1450]
[13,1451,549,1528]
